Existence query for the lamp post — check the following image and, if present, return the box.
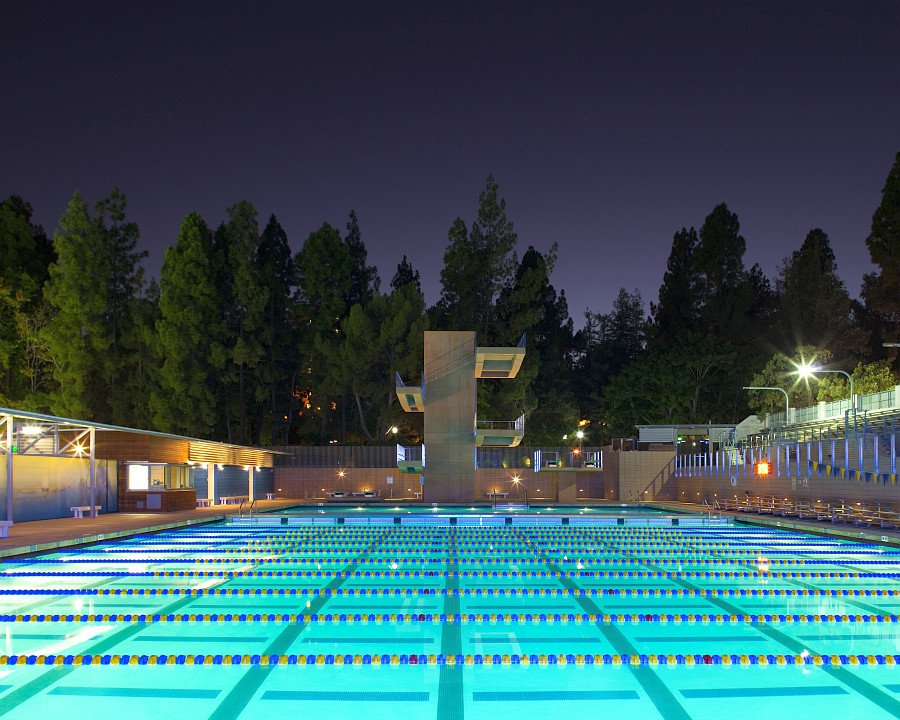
[742,386,790,425]
[795,364,855,418]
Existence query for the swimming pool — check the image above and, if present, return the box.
[0,512,898,719]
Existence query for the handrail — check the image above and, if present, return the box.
[249,499,256,521]
[238,500,245,519]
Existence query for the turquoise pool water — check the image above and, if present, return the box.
[277,503,672,516]
[0,512,898,719]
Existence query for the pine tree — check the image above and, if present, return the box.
[648,228,700,348]
[43,193,111,418]
[777,228,867,358]
[0,196,55,403]
[220,201,267,444]
[257,215,295,444]
[439,176,517,340]
[863,152,900,345]
[344,210,379,307]
[391,255,421,293]
[94,188,148,423]
[152,212,226,437]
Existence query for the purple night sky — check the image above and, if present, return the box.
[3,1,898,323]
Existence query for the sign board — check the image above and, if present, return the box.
[386,476,393,485]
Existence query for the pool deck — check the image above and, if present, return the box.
[0,499,302,558]
[646,500,900,546]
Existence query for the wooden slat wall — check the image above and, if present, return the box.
[188,442,274,467]
[148,436,189,463]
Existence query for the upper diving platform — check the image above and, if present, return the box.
[395,373,424,413]
[475,334,526,379]
[475,414,525,447]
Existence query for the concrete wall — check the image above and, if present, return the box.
[616,449,677,502]
[0,455,117,522]
[274,465,610,502]
[423,331,477,502]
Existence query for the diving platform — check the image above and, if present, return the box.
[534,449,603,472]
[475,415,525,447]
[475,334,526,379]
[395,373,424,413]
[396,444,424,473]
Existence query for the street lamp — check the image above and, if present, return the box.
[795,363,855,416]
[742,386,789,424]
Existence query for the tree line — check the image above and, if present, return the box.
[1,153,897,446]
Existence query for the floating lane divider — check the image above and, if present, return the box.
[16,557,883,566]
[2,587,898,598]
[2,612,898,625]
[5,570,897,580]
[0,652,896,667]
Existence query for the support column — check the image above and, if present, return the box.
[248,465,255,501]
[89,427,96,518]
[5,415,13,524]
[207,462,216,503]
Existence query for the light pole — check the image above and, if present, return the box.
[742,386,790,424]
[795,364,855,417]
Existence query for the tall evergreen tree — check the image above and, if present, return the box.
[94,188,148,423]
[777,228,867,358]
[257,215,295,444]
[648,228,700,348]
[43,193,111,418]
[219,201,267,444]
[292,222,355,442]
[695,203,747,337]
[344,210,379,307]
[862,152,900,347]
[0,195,54,402]
[391,255,421,293]
[439,176,517,340]
[0,195,54,300]
[152,212,226,437]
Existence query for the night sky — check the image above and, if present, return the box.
[3,1,898,322]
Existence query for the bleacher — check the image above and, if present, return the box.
[716,495,898,529]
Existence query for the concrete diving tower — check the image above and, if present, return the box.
[475,334,526,378]
[395,372,424,412]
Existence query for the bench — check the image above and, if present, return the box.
[196,498,212,508]
[219,496,248,505]
[71,505,101,518]
[486,491,509,499]
[265,492,275,500]
[0,521,11,538]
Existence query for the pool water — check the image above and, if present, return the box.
[278,503,672,516]
[0,513,898,719]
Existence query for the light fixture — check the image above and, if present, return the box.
[20,425,43,437]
